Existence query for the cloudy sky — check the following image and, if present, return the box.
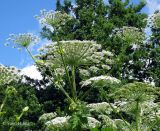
[0,0,160,70]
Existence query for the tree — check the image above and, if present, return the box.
[52,0,147,47]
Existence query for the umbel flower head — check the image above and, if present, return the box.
[80,75,121,87]
[35,10,72,32]
[113,26,145,44]
[38,40,113,70]
[113,82,157,103]
[38,40,98,67]
[0,65,21,85]
[6,33,39,49]
[45,116,101,130]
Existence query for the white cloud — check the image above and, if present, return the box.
[21,65,43,80]
[146,0,160,14]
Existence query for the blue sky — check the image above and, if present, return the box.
[0,0,56,68]
[0,0,159,68]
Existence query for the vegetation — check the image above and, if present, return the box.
[0,0,160,130]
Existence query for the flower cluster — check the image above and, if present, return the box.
[87,102,115,114]
[45,116,70,130]
[87,117,101,128]
[113,82,156,102]
[0,65,21,85]
[6,33,39,49]
[45,116,101,130]
[80,75,121,87]
[39,40,96,67]
[38,40,114,85]
[111,82,160,127]
[113,26,145,45]
[39,112,57,124]
[35,10,72,32]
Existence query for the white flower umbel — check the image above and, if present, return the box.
[45,116,70,129]
[87,102,115,114]
[0,65,21,85]
[80,75,121,87]
[39,112,57,123]
[45,115,101,129]
[39,40,97,67]
[99,115,115,128]
[35,10,72,31]
[114,26,145,44]
[87,117,101,128]
[7,33,39,48]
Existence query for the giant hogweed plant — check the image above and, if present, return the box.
[7,32,119,130]
[8,33,160,131]
[6,10,160,130]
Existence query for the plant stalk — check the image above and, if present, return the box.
[25,47,74,103]
[136,101,141,131]
[71,66,77,100]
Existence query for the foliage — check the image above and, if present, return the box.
[52,0,147,43]
[0,65,43,130]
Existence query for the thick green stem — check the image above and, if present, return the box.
[25,47,73,103]
[71,66,77,100]
[57,81,74,103]
[136,101,141,131]
[56,42,72,88]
